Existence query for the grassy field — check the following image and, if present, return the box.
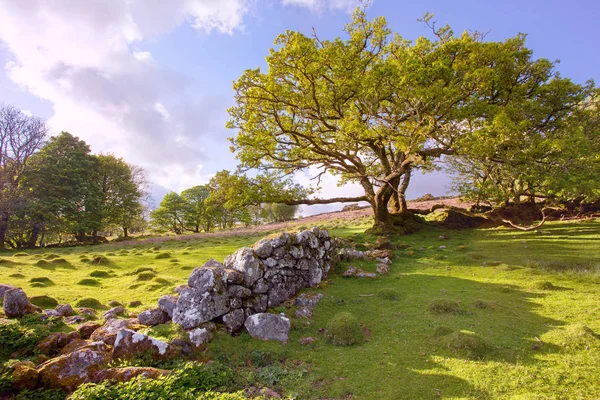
[1,217,600,399]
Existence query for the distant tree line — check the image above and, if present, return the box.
[0,104,147,248]
[150,170,302,234]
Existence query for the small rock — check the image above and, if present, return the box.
[438,245,447,250]
[0,284,17,305]
[439,235,448,240]
[108,300,123,308]
[222,309,245,334]
[65,315,86,324]
[113,329,174,360]
[43,309,62,318]
[128,300,142,307]
[3,288,39,318]
[56,304,74,317]
[78,307,97,318]
[244,313,290,343]
[355,270,377,279]
[36,331,81,356]
[295,307,312,319]
[376,264,390,274]
[295,293,324,310]
[59,340,109,356]
[90,318,138,345]
[224,269,244,285]
[170,338,193,355]
[343,266,357,277]
[11,361,38,390]
[104,306,125,320]
[299,337,317,346]
[187,327,212,348]
[138,308,170,326]
[157,295,178,318]
[38,348,112,391]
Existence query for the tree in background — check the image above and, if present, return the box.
[21,132,103,245]
[150,192,187,234]
[228,9,593,233]
[181,185,213,233]
[448,88,599,207]
[0,104,47,248]
[98,154,147,238]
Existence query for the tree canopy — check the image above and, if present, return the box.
[228,10,595,232]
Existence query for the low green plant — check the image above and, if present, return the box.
[326,312,364,346]
[0,319,48,356]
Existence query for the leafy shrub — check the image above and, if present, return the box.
[75,297,105,309]
[155,252,171,259]
[69,362,238,400]
[378,288,400,301]
[0,319,48,356]
[29,277,54,287]
[326,312,364,346]
[428,299,463,314]
[29,295,59,309]
[77,278,101,286]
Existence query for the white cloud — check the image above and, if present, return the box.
[0,0,250,196]
[281,0,360,12]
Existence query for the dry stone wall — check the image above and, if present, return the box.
[167,227,338,332]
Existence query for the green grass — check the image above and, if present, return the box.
[1,219,599,398]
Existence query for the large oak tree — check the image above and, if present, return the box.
[227,10,590,232]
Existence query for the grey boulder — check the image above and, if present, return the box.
[244,313,291,343]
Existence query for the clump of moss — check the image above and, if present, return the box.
[34,260,51,267]
[8,273,25,278]
[428,299,463,315]
[169,259,179,263]
[89,270,112,278]
[378,288,400,301]
[326,312,364,346]
[441,331,491,359]
[531,281,558,291]
[433,326,454,337]
[155,252,171,259]
[50,258,69,265]
[43,253,60,260]
[29,277,54,287]
[12,252,29,257]
[29,295,59,309]
[140,322,187,342]
[75,297,105,309]
[137,272,156,281]
[77,278,101,286]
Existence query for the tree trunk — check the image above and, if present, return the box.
[0,211,8,250]
[27,222,42,248]
[123,227,128,238]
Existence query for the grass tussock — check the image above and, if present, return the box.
[433,326,454,337]
[326,312,364,346]
[29,277,54,287]
[77,278,101,286]
[8,273,25,278]
[30,295,59,309]
[155,252,171,259]
[89,270,112,278]
[544,323,599,351]
[378,288,400,301]
[441,331,491,359]
[75,297,105,309]
[12,252,29,257]
[428,298,463,314]
[531,281,558,291]
[136,271,157,281]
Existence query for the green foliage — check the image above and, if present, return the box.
[15,388,67,400]
[0,319,48,356]
[325,312,364,346]
[69,362,239,400]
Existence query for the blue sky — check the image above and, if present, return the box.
[0,0,598,214]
